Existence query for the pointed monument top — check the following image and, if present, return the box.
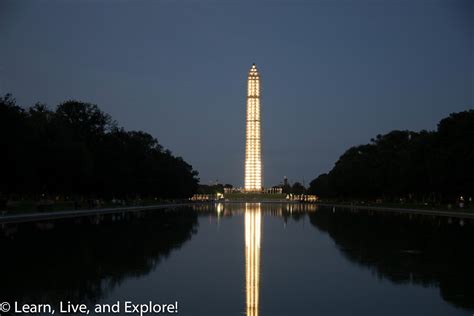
[249,63,258,74]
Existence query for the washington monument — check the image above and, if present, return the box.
[244,63,263,192]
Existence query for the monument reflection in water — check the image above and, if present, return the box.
[245,203,261,316]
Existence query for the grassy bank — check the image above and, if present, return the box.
[1,199,186,215]
[224,193,286,201]
[316,200,474,213]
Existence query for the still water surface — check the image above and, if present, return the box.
[1,203,474,315]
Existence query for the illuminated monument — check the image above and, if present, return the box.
[244,64,263,192]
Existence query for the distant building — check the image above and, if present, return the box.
[265,187,283,194]
[224,187,242,194]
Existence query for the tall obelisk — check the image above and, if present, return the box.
[244,63,263,192]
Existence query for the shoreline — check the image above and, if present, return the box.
[2,200,474,224]
[316,202,474,219]
[0,202,198,224]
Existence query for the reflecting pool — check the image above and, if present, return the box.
[1,203,474,315]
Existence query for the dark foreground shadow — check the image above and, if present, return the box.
[0,207,198,305]
[309,207,474,310]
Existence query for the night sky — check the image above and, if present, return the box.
[1,0,473,187]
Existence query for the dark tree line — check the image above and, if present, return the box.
[0,94,199,200]
[309,110,474,203]
[197,183,225,194]
[281,181,306,194]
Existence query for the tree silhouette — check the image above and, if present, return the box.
[0,94,199,201]
[310,110,474,203]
